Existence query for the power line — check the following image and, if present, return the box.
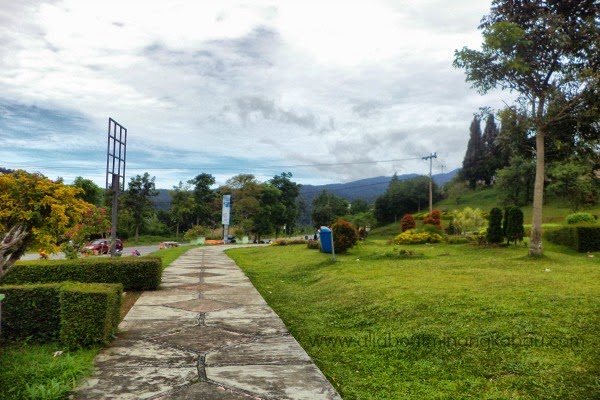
[2,157,425,172]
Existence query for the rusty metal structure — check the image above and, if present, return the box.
[106,118,127,256]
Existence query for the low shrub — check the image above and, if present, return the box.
[331,219,359,254]
[445,236,470,244]
[0,284,61,342]
[59,282,123,348]
[394,229,443,245]
[422,209,442,230]
[565,212,596,225]
[545,225,600,252]
[400,214,416,232]
[307,240,320,250]
[0,282,122,347]
[2,257,162,291]
[271,238,308,246]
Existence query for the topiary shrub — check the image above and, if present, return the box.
[394,229,443,245]
[487,207,504,244]
[0,283,61,342]
[504,207,525,246]
[422,209,442,230]
[1,257,162,291]
[331,219,359,254]
[0,282,122,347]
[545,226,600,252]
[565,212,596,225]
[59,282,122,349]
[400,214,416,232]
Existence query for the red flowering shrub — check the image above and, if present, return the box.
[422,209,442,230]
[331,219,359,254]
[400,214,416,232]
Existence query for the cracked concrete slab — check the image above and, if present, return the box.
[206,335,312,366]
[166,298,236,313]
[94,339,197,368]
[153,325,252,354]
[74,367,198,400]
[123,305,199,321]
[73,245,341,400]
[156,381,262,400]
[208,364,339,400]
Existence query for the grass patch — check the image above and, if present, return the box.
[227,241,600,399]
[0,342,98,400]
[148,244,196,270]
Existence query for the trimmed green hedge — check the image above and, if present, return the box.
[544,225,600,252]
[59,282,122,348]
[1,256,162,290]
[0,284,61,342]
[0,282,122,348]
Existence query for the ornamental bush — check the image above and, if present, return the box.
[565,212,596,225]
[504,207,524,246]
[400,214,416,232]
[487,207,504,244]
[422,209,442,230]
[0,282,122,347]
[331,219,359,253]
[394,229,443,245]
[1,257,162,291]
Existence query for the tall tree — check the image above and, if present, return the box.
[188,173,216,227]
[0,171,91,277]
[221,174,262,235]
[374,176,440,225]
[460,117,486,187]
[482,114,501,183]
[123,172,158,244]
[454,0,599,256]
[72,176,103,206]
[269,172,301,236]
[169,181,195,239]
[310,190,348,229]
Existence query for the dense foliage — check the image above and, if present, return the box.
[454,0,599,256]
[0,171,92,278]
[330,219,359,254]
[374,175,441,226]
[486,207,504,244]
[400,214,416,232]
[1,257,162,291]
[0,282,122,348]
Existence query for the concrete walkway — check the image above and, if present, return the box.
[72,246,341,400]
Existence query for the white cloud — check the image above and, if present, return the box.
[0,0,513,188]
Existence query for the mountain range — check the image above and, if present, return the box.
[152,169,459,214]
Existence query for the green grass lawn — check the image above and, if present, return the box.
[227,240,600,399]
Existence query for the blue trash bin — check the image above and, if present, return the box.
[319,226,333,253]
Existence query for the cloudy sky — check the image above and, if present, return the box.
[0,0,513,189]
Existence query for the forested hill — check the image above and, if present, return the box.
[299,169,459,206]
[151,169,459,214]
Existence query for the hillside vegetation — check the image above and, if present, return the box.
[433,185,600,225]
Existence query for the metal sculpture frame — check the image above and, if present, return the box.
[106,118,127,256]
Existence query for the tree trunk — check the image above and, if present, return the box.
[0,224,30,279]
[529,127,545,257]
[135,225,139,245]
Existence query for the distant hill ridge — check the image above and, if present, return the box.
[299,169,459,205]
[150,169,459,212]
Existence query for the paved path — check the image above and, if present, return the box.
[72,246,341,400]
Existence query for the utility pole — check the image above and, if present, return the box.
[422,152,437,214]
